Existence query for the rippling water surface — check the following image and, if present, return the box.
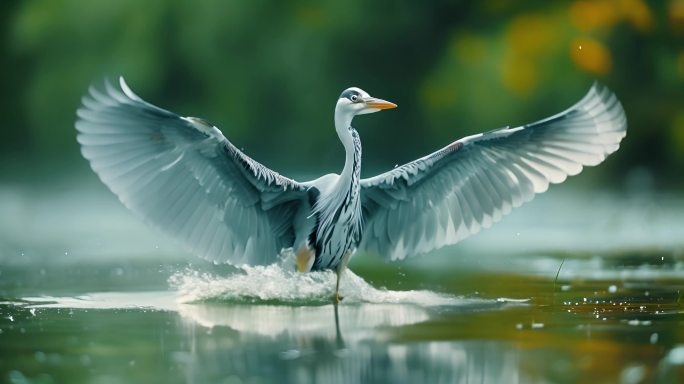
[1,182,683,383]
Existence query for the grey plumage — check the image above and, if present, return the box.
[77,79,309,266]
[76,79,626,291]
[360,83,626,261]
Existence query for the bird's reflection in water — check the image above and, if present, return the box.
[176,302,521,383]
[19,290,523,383]
[333,304,343,349]
[177,301,429,344]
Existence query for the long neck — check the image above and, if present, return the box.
[335,111,361,186]
[308,106,362,254]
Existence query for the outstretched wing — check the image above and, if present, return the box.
[360,83,627,261]
[76,77,309,265]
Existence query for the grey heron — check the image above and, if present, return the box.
[76,78,626,303]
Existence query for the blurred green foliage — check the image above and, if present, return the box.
[1,0,683,188]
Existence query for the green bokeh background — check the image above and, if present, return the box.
[1,4,684,383]
[1,0,682,188]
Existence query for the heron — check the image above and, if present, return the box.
[76,78,626,303]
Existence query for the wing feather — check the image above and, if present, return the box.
[360,83,627,260]
[76,77,308,265]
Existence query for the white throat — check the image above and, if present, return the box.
[334,103,358,182]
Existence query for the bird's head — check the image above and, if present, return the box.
[336,87,397,117]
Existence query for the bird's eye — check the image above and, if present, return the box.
[350,95,358,102]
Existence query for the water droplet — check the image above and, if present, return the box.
[650,333,658,344]
[608,285,617,293]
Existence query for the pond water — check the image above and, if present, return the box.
[1,181,683,383]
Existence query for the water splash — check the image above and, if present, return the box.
[170,264,465,306]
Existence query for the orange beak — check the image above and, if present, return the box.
[365,98,397,110]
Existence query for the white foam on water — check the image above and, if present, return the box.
[13,265,524,312]
[170,264,470,307]
[21,291,178,311]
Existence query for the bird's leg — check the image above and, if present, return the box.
[334,269,343,304]
[333,250,353,304]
